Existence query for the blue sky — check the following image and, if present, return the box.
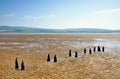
[0,0,120,29]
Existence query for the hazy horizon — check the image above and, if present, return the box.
[1,25,120,30]
[0,0,120,30]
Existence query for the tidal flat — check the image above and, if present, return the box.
[0,34,120,79]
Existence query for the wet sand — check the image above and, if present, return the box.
[0,34,120,79]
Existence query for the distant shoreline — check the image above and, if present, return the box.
[0,33,120,35]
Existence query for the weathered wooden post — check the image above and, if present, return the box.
[47,54,50,62]
[102,46,105,52]
[54,55,57,63]
[84,48,86,54]
[21,60,25,70]
[15,57,19,69]
[75,51,78,58]
[89,48,92,54]
[69,49,72,57]
[93,47,96,52]
[98,46,101,52]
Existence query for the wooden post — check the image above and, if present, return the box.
[54,55,57,63]
[69,50,72,57]
[84,48,86,54]
[98,46,101,52]
[75,51,78,58]
[89,48,92,54]
[15,57,19,69]
[93,47,96,52]
[21,60,25,70]
[102,46,105,52]
[47,54,50,62]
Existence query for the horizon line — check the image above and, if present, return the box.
[0,25,120,30]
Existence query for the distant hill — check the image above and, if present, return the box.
[0,26,55,33]
[0,26,120,33]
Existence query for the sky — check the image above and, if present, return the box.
[0,0,120,30]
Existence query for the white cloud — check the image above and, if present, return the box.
[79,8,120,30]
[23,15,32,19]
[95,8,120,15]
[2,14,15,17]
[23,14,56,19]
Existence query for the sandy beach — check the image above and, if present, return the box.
[0,34,120,79]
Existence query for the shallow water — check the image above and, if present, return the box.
[68,38,120,54]
[0,36,119,54]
